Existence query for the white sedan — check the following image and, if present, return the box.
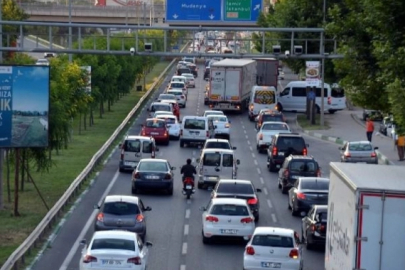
[79,230,153,270]
[167,89,186,108]
[201,198,255,244]
[182,73,195,88]
[256,121,291,153]
[203,110,224,117]
[152,110,174,118]
[156,114,181,140]
[207,115,231,140]
[243,227,303,270]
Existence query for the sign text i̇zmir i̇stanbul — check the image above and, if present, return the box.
[0,65,50,148]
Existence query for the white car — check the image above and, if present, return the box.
[203,138,236,151]
[256,121,291,152]
[243,227,303,270]
[168,81,187,97]
[207,115,231,140]
[177,61,188,70]
[79,230,153,270]
[157,93,176,102]
[152,110,174,118]
[156,114,181,139]
[182,73,195,88]
[203,110,224,117]
[35,58,49,66]
[201,198,255,244]
[167,89,186,108]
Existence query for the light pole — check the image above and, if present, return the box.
[0,1,4,210]
[320,0,326,127]
[68,0,72,62]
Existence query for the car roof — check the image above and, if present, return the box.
[298,177,329,182]
[276,133,302,138]
[206,138,230,143]
[253,227,294,237]
[211,198,248,206]
[139,158,167,163]
[183,116,207,120]
[348,141,372,144]
[262,121,287,125]
[104,195,140,204]
[159,93,176,97]
[182,73,194,77]
[167,89,183,92]
[202,148,234,154]
[217,179,252,185]
[288,155,315,160]
[151,102,171,106]
[156,114,176,118]
[145,118,166,122]
[93,230,137,240]
[126,135,154,141]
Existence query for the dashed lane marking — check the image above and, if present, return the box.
[181,265,186,270]
[184,224,189,235]
[244,130,247,134]
[192,150,196,156]
[260,177,264,184]
[263,188,268,195]
[247,141,251,145]
[245,135,248,139]
[271,213,277,223]
[254,160,258,165]
[187,199,191,204]
[182,242,188,254]
[242,125,245,129]
[257,168,261,174]
[249,146,253,151]
[267,199,273,209]
[251,153,256,158]
[185,209,191,219]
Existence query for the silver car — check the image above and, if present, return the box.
[339,141,378,164]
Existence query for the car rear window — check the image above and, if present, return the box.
[170,82,185,88]
[348,143,372,151]
[300,179,329,190]
[262,123,288,131]
[184,119,206,130]
[203,153,221,166]
[209,116,227,122]
[210,204,249,216]
[252,235,294,248]
[262,114,283,122]
[168,91,182,96]
[138,161,168,172]
[205,142,231,149]
[277,137,306,151]
[159,94,176,100]
[145,120,165,128]
[151,104,171,112]
[290,161,318,172]
[217,182,254,194]
[331,87,345,98]
[102,202,140,215]
[91,239,135,251]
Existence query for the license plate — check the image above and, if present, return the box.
[208,177,218,180]
[261,262,281,268]
[101,259,123,265]
[186,185,192,190]
[151,132,159,135]
[220,229,237,234]
[146,175,160,179]
[125,162,136,167]
[278,152,284,155]
[276,165,281,168]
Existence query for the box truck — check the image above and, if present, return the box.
[254,58,279,88]
[209,59,256,112]
[326,162,405,270]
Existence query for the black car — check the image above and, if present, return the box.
[186,63,198,77]
[278,155,321,194]
[204,67,210,81]
[288,177,329,215]
[211,179,262,221]
[267,133,309,172]
[301,205,328,249]
[177,67,191,76]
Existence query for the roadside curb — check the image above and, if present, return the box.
[295,117,393,165]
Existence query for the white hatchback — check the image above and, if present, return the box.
[243,227,303,270]
[182,73,195,88]
[156,114,181,140]
[203,110,224,117]
[201,198,255,244]
[207,115,231,140]
[167,89,186,108]
[79,230,153,270]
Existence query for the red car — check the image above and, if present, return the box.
[141,118,169,145]
[161,100,180,120]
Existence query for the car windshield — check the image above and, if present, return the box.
[159,94,176,100]
[262,115,283,122]
[348,143,372,151]
[209,116,227,122]
[217,183,254,194]
[138,161,168,172]
[222,154,233,167]
[124,140,141,152]
[170,82,185,88]
[210,204,249,216]
[203,153,221,166]
[184,119,205,130]
[290,161,317,172]
[205,142,231,149]
[151,104,171,112]
[262,123,288,131]
[145,120,165,128]
[91,239,135,251]
[252,235,294,248]
[300,180,329,190]
[102,202,140,215]
[254,91,275,104]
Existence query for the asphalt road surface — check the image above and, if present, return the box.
[30,61,338,270]
[21,37,48,59]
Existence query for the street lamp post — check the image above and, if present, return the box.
[68,0,72,62]
[320,0,326,127]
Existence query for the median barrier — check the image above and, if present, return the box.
[26,35,65,50]
[0,41,189,270]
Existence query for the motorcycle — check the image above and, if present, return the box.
[182,177,195,199]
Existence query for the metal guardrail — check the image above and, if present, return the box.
[0,42,189,270]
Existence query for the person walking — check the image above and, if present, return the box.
[365,117,374,142]
[395,132,405,161]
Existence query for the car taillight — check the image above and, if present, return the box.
[120,149,124,160]
[225,123,230,128]
[180,129,183,136]
[272,146,277,156]
[164,131,168,137]
[136,214,144,222]
[164,173,172,180]
[371,152,376,157]
[297,192,306,199]
[206,131,209,138]
[319,224,326,232]
[259,133,263,140]
[205,216,219,222]
[240,217,254,223]
[246,246,255,255]
[316,169,321,177]
[96,213,104,222]
[127,257,141,265]
[141,130,146,136]
[344,152,351,157]
[247,198,258,205]
[303,147,308,156]
[311,224,316,231]
[133,172,140,179]
[289,249,299,259]
[83,255,97,263]
[283,169,289,178]
[249,104,254,111]
[327,97,331,105]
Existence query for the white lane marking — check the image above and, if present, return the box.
[267,199,273,208]
[263,188,268,195]
[187,199,191,204]
[244,130,247,134]
[182,242,188,254]
[59,171,120,270]
[247,141,250,145]
[181,265,186,270]
[242,125,245,129]
[192,150,196,156]
[260,177,264,184]
[254,160,258,165]
[271,213,277,223]
[249,146,253,151]
[185,209,190,219]
[184,224,189,235]
[257,168,261,174]
[251,153,255,158]
[245,135,248,139]
[191,157,196,163]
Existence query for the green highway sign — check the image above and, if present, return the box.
[224,0,252,21]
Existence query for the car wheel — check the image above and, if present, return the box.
[202,230,211,244]
[278,181,282,189]
[183,104,186,108]
[175,135,180,141]
[291,202,298,216]
[180,140,185,147]
[119,168,124,173]
[198,183,203,189]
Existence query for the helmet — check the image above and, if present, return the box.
[186,158,192,165]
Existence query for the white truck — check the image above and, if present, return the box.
[326,162,405,270]
[209,59,256,112]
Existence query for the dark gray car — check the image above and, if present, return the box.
[94,195,151,241]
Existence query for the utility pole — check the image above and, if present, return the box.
[0,1,4,210]
[320,0,326,127]
[68,0,72,62]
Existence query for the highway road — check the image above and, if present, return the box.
[29,61,338,270]
[21,37,49,59]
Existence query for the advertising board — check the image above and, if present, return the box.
[0,65,50,148]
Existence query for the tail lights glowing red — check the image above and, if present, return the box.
[272,146,278,156]
[297,192,306,200]
[344,153,351,157]
[136,214,144,222]
[205,216,219,222]
[371,152,376,157]
[283,169,289,178]
[303,147,308,156]
[127,257,141,265]
[96,213,104,222]
[240,217,254,223]
[311,224,316,231]
[247,198,258,205]
[246,246,255,255]
[83,255,97,263]
[289,249,299,259]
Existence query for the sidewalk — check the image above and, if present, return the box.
[295,108,402,165]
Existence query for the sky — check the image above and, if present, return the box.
[11,66,50,112]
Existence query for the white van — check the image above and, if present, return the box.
[330,83,347,113]
[147,102,172,118]
[171,75,188,87]
[277,81,333,113]
[180,116,215,147]
[248,86,278,121]
[196,148,240,189]
[119,136,158,172]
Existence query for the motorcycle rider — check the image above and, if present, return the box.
[181,158,196,191]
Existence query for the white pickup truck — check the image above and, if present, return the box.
[256,122,291,153]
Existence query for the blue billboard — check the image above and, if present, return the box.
[0,65,50,148]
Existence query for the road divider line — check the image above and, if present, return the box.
[260,177,264,184]
[184,224,189,236]
[245,135,248,139]
[244,130,247,134]
[271,213,277,223]
[187,200,191,204]
[267,199,273,209]
[254,160,258,165]
[180,265,186,270]
[249,146,253,151]
[263,188,268,195]
[182,242,188,254]
[247,141,251,145]
[242,125,245,129]
[192,150,196,156]
[251,153,255,158]
[59,170,120,270]
[257,168,261,174]
[185,209,190,219]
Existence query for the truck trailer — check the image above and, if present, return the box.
[209,59,256,112]
[326,162,405,270]
[254,58,279,88]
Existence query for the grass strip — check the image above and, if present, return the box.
[296,114,330,130]
[0,60,172,266]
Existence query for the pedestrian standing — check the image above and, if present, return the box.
[395,133,405,161]
[365,117,374,142]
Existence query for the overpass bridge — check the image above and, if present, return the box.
[20,3,167,25]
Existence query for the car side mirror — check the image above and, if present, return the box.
[256,188,262,193]
[232,146,237,150]
[236,159,240,165]
[144,206,152,211]
[145,241,153,247]
[171,167,176,170]
[374,147,379,150]
[199,206,206,211]
[93,204,100,209]
[80,239,87,245]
